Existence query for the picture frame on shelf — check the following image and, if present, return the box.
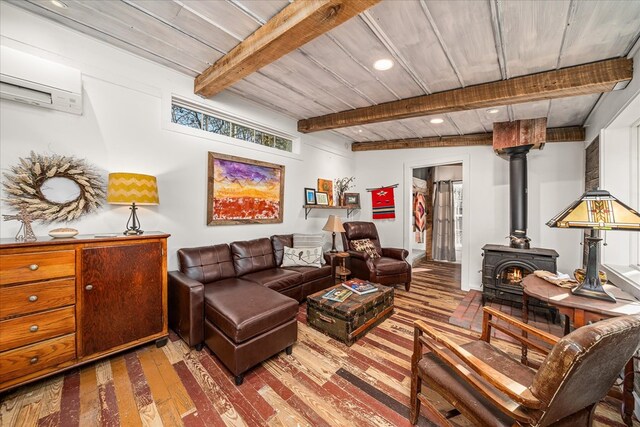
[344,192,360,207]
[304,187,317,205]
[316,191,329,205]
[317,178,334,205]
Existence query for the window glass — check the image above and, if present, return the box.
[171,102,293,153]
[172,105,202,129]
[204,115,230,136]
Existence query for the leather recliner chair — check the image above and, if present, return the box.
[341,221,411,291]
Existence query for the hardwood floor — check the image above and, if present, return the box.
[1,262,636,426]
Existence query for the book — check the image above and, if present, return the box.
[322,288,352,302]
[341,279,378,295]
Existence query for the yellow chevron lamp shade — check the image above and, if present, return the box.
[107,173,159,205]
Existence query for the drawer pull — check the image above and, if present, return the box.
[30,325,39,332]
[317,313,335,324]
[30,356,39,364]
[28,295,38,302]
[85,284,94,291]
[29,264,39,271]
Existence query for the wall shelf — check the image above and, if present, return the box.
[303,204,360,220]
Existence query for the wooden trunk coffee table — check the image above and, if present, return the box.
[306,281,394,346]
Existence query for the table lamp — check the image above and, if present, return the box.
[107,172,159,235]
[546,189,640,302]
[323,215,345,253]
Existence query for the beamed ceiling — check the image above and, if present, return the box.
[9,0,640,149]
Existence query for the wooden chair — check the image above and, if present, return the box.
[410,307,640,426]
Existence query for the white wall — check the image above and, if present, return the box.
[434,164,462,181]
[354,144,584,291]
[0,3,354,270]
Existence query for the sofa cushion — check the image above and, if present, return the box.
[283,264,332,283]
[282,246,323,268]
[242,268,302,292]
[204,279,298,343]
[231,238,276,276]
[293,233,327,264]
[373,257,409,275]
[271,234,293,266]
[178,244,236,283]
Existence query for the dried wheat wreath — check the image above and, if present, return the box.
[2,151,105,222]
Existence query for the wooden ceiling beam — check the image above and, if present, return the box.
[194,0,381,98]
[351,126,585,151]
[299,58,632,133]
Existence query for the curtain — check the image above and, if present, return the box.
[432,180,456,261]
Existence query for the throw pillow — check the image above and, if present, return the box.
[293,233,326,264]
[282,246,323,268]
[293,233,324,248]
[350,238,380,258]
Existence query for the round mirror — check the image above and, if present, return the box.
[40,177,82,204]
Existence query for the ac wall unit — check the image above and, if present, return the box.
[0,45,82,114]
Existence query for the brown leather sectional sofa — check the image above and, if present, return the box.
[168,234,333,384]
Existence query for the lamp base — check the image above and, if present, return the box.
[330,232,337,253]
[572,234,616,302]
[124,229,144,236]
[571,281,616,302]
[123,202,144,236]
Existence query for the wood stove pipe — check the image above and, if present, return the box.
[505,145,532,249]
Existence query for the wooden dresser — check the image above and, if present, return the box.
[0,232,169,392]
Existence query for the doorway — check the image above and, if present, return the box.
[408,159,467,290]
[412,164,463,263]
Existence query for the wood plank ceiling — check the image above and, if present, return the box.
[9,0,640,148]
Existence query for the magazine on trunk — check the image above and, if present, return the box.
[341,279,378,295]
[322,287,353,302]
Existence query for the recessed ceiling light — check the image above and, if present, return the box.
[358,129,363,133]
[51,0,68,8]
[373,58,394,71]
[486,108,500,114]
[430,118,444,124]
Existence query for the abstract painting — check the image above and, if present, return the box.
[207,152,284,225]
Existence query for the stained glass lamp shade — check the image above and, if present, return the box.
[547,190,640,302]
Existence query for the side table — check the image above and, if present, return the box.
[335,252,351,282]
[521,274,640,426]
[325,251,351,283]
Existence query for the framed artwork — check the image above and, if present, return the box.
[317,178,334,205]
[316,191,329,205]
[207,152,284,225]
[344,192,360,207]
[304,187,316,205]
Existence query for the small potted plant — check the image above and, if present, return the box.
[334,177,355,206]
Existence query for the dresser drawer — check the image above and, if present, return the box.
[0,306,75,352]
[0,334,76,383]
[0,278,75,319]
[0,250,75,285]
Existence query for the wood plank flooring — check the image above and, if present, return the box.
[1,261,636,426]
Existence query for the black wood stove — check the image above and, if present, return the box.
[481,145,559,308]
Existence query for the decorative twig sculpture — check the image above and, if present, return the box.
[3,207,37,241]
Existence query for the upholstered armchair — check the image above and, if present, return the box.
[341,221,411,291]
[410,307,640,426]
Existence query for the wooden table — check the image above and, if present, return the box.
[522,274,640,426]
